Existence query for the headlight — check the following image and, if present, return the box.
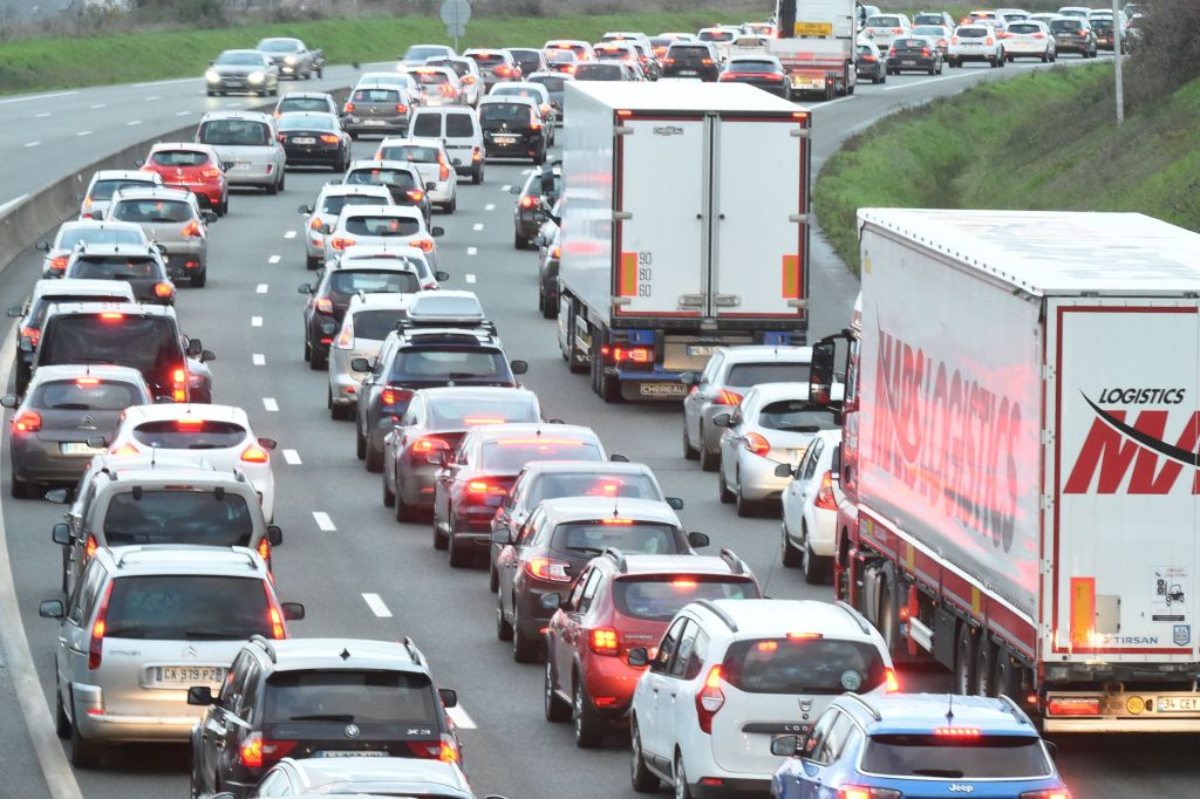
[284,55,297,65]
[249,71,265,83]
[205,70,220,83]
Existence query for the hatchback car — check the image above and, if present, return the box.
[327,245,445,289]
[948,24,1006,66]
[298,184,394,270]
[272,91,340,118]
[489,82,557,138]
[512,164,560,249]
[62,243,175,305]
[34,219,149,278]
[277,111,351,171]
[863,13,913,52]
[5,365,151,497]
[1049,16,1097,56]
[661,42,721,81]
[205,49,279,97]
[79,170,163,221]
[1090,15,1122,51]
[507,48,549,80]
[320,202,442,266]
[407,65,465,106]
[39,546,303,767]
[425,57,484,107]
[464,48,523,90]
[139,142,229,215]
[855,42,888,83]
[343,83,415,138]
[107,186,215,287]
[189,638,461,798]
[780,428,842,584]
[408,106,486,183]
[478,96,548,164]
[545,48,583,75]
[329,292,415,420]
[887,37,944,74]
[374,137,458,213]
[718,56,788,96]
[495,497,710,660]
[342,161,435,225]
[196,112,287,193]
[1004,19,1058,61]
[544,551,760,746]
[527,72,573,123]
[233,758,490,798]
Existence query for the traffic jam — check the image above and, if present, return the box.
[2,2,1184,799]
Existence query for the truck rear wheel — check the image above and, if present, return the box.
[590,328,621,402]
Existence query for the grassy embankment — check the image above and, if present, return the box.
[0,9,743,95]
[815,65,1200,274]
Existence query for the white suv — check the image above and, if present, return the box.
[628,598,896,798]
[862,13,913,53]
[948,24,1006,67]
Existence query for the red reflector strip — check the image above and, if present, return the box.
[619,251,637,297]
[782,254,801,299]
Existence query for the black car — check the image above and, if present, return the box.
[717,57,789,97]
[855,43,888,83]
[300,264,424,370]
[343,160,434,226]
[477,98,547,165]
[661,42,721,81]
[189,636,461,799]
[1050,17,1097,57]
[1091,17,1122,52]
[512,164,560,249]
[574,62,631,81]
[538,228,561,318]
[887,37,943,74]
[277,111,350,171]
[507,47,548,78]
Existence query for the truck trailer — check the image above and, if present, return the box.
[556,81,811,402]
[770,0,858,100]
[810,209,1200,732]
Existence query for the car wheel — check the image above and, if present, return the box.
[572,679,603,748]
[717,461,734,504]
[217,196,228,217]
[55,684,70,740]
[545,660,570,722]
[432,515,448,550]
[682,423,699,460]
[514,231,527,250]
[266,178,278,196]
[206,91,215,97]
[630,718,660,791]
[880,70,887,82]
[698,430,718,472]
[355,422,366,460]
[489,560,499,592]
[306,255,321,270]
[802,525,832,585]
[781,522,802,568]
[734,473,757,518]
[382,471,396,507]
[190,270,206,288]
[444,196,456,214]
[496,589,514,641]
[511,602,539,662]
[928,65,936,75]
[278,171,286,192]
[447,531,471,567]
[472,165,483,185]
[10,476,29,499]
[936,61,943,74]
[394,486,417,522]
[70,714,101,768]
[1041,51,1049,63]
[673,752,694,799]
[541,289,557,320]
[310,348,328,371]
[365,440,383,472]
[955,623,978,695]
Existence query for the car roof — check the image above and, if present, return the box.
[719,345,813,363]
[471,422,598,443]
[277,111,338,121]
[414,385,538,403]
[340,246,428,263]
[220,48,266,57]
[45,300,174,319]
[97,545,268,576]
[745,381,815,402]
[848,693,1037,736]
[279,91,334,100]
[94,467,256,491]
[28,364,147,383]
[200,110,273,122]
[57,219,145,234]
[520,460,653,477]
[347,159,420,174]
[694,598,877,639]
[348,292,415,312]
[148,141,220,154]
[91,170,156,182]
[383,136,446,149]
[478,94,538,106]
[612,553,747,577]
[262,638,424,671]
[537,496,679,525]
[32,278,138,299]
[318,184,392,198]
[119,403,250,425]
[287,757,469,792]
[111,186,195,202]
[337,203,422,219]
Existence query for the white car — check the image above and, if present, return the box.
[862,13,913,53]
[781,428,843,584]
[425,55,483,106]
[374,137,459,213]
[297,184,394,270]
[947,24,1006,67]
[328,244,445,288]
[79,170,163,221]
[406,65,465,106]
[715,382,840,518]
[628,598,897,799]
[329,291,415,419]
[194,111,287,193]
[408,106,486,184]
[321,204,444,272]
[34,220,150,278]
[107,404,278,521]
[1057,5,1091,18]
[1003,19,1057,61]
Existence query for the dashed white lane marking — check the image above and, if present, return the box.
[251,315,263,327]
[362,593,392,618]
[256,283,269,294]
[466,274,477,284]
[268,254,281,264]
[485,203,495,211]
[282,449,302,465]
[90,103,106,109]
[284,230,297,239]
[175,110,191,117]
[0,89,77,105]
[500,185,512,192]
[313,511,337,531]
[263,397,279,412]
[472,223,483,231]
[126,119,143,126]
[24,141,40,148]
[144,95,161,101]
[34,112,50,118]
[446,706,477,730]
[252,353,266,366]
[467,246,478,256]
[76,131,92,137]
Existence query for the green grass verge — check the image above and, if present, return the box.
[815,65,1200,275]
[0,9,744,95]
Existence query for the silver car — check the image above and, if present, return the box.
[195,111,287,193]
[297,184,394,270]
[79,170,163,221]
[107,186,216,288]
[33,219,149,278]
[38,546,304,767]
[329,292,414,420]
[3,364,151,497]
[342,82,415,138]
[715,382,840,518]
[374,136,459,213]
[205,50,279,97]
[255,37,323,79]
[682,345,813,470]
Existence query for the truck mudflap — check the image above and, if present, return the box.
[617,373,692,402]
[1043,690,1200,733]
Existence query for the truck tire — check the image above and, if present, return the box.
[590,330,620,403]
[976,634,998,697]
[955,623,978,694]
[877,576,901,651]
[994,647,1022,701]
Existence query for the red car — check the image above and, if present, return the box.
[543,550,760,747]
[139,142,229,216]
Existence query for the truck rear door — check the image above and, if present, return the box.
[1048,298,1200,664]
[710,113,809,321]
[614,116,706,318]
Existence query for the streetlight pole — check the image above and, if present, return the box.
[1112,0,1124,124]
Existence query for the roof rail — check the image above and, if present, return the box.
[834,600,873,635]
[842,692,883,721]
[248,634,277,663]
[998,693,1029,725]
[602,547,627,573]
[718,547,746,575]
[402,636,424,665]
[693,599,738,632]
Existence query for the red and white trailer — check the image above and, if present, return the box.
[770,0,858,100]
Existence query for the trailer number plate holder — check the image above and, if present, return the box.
[1157,697,1200,712]
[639,382,688,398]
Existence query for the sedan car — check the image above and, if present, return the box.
[205,50,279,97]
[715,383,840,517]
[277,111,351,171]
[855,41,888,83]
[5,365,152,497]
[33,220,149,278]
[256,36,323,79]
[374,137,458,214]
[79,170,163,221]
[780,428,842,584]
[1004,20,1057,61]
[717,55,788,96]
[138,142,229,215]
[887,37,943,74]
[107,186,215,287]
[297,184,394,270]
[195,111,287,194]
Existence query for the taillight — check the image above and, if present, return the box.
[267,604,285,639]
[315,297,334,314]
[412,436,449,455]
[695,665,725,734]
[406,189,425,202]
[12,410,42,433]
[411,238,435,252]
[19,326,40,347]
[714,389,743,406]
[329,236,356,251]
[922,47,931,56]
[88,582,113,670]
[49,256,68,274]
[241,445,269,464]
[395,103,409,114]
[154,282,175,299]
[258,537,271,560]
[520,195,537,208]
[1033,32,1045,39]
[885,667,899,692]
[814,471,838,510]
[344,101,356,114]
[1020,791,1071,799]
[319,134,341,144]
[985,36,995,44]
[84,533,98,560]
[589,627,620,656]
[550,245,561,259]
[406,734,460,763]
[1046,697,1101,716]
[743,432,770,457]
[524,557,572,582]
[701,58,714,65]
[381,387,412,407]
[663,57,675,64]
[951,35,960,44]
[838,787,902,799]
[199,168,221,178]
[309,216,324,232]
[529,118,541,130]
[602,345,652,364]
[472,146,482,162]
[438,153,451,181]
[891,26,903,33]
[467,480,508,497]
[239,731,297,769]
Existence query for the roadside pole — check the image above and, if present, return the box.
[1112,0,1124,124]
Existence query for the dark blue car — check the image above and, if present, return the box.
[771,693,1069,799]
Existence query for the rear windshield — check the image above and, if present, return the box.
[493,87,544,103]
[428,58,470,77]
[265,670,436,725]
[894,38,928,48]
[1050,19,1082,31]
[912,26,947,36]
[446,113,477,137]
[406,45,447,61]
[391,348,513,384]
[346,169,418,190]
[353,88,399,103]
[57,227,144,250]
[411,114,442,137]
[727,60,777,72]
[344,216,422,237]
[510,51,542,71]
[428,395,539,427]
[526,472,661,506]
[699,30,735,41]
[105,575,270,640]
[278,97,332,113]
[131,419,247,449]
[111,200,192,224]
[480,103,535,123]
[151,150,210,167]
[89,179,156,201]
[69,255,159,280]
[321,194,385,216]
[352,309,408,341]
[725,362,810,386]
[958,27,989,36]
[914,13,944,24]
[39,315,179,375]
[330,269,420,295]
[669,45,710,60]
[861,735,1052,778]
[758,400,838,433]
[479,438,602,471]
[615,577,758,621]
[575,64,623,80]
[411,70,451,85]
[722,638,888,694]
[1091,19,1113,31]
[198,120,271,147]
[377,145,440,163]
[102,490,254,546]
[551,521,681,556]
[278,115,337,132]
[867,15,902,26]
[32,380,141,411]
[470,52,507,66]
[1008,23,1042,33]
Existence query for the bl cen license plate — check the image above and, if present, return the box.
[639,382,689,398]
[315,750,387,758]
[1157,697,1200,712]
[60,442,105,456]
[152,666,224,685]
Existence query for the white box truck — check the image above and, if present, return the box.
[769,0,858,100]
[556,82,811,402]
[809,209,1200,732]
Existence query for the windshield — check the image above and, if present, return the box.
[550,521,680,556]
[1050,19,1082,31]
[614,577,758,621]
[39,315,179,376]
[699,29,735,41]
[265,670,436,725]
[526,472,661,506]
[111,200,193,224]
[344,216,422,237]
[278,97,331,113]
[862,735,1052,778]
[727,60,777,72]
[405,45,447,61]
[531,75,566,92]
[377,145,440,163]
[1008,23,1042,34]
[428,396,539,428]
[102,490,254,546]
[867,15,901,26]
[346,168,418,190]
[57,227,144,249]
[131,419,247,449]
[321,193,386,216]
[198,120,270,147]
[390,348,513,384]
[69,255,159,280]
[216,52,264,66]
[330,269,420,295]
[351,309,408,341]
[758,400,838,433]
[151,150,210,167]
[105,575,270,640]
[723,638,888,694]
[31,380,141,411]
[480,438,602,471]
[258,39,300,53]
[88,179,155,201]
[278,115,337,132]
[353,87,400,103]
[470,52,508,66]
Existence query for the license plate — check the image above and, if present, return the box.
[232,162,251,171]
[494,135,518,143]
[1157,697,1200,712]
[60,442,104,456]
[314,750,387,758]
[363,119,388,126]
[152,666,224,686]
[678,70,698,76]
[902,60,916,65]
[686,345,721,357]
[639,382,689,398]
[292,137,316,144]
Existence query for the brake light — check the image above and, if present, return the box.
[329,236,356,251]
[309,216,324,231]
[671,578,698,589]
[934,726,981,737]
[695,665,724,734]
[525,557,572,582]
[743,432,770,457]
[100,312,124,321]
[701,58,714,65]
[406,734,460,763]
[714,389,742,406]
[412,436,450,454]
[529,118,541,131]
[463,417,505,425]
[438,153,451,181]
[1033,32,1045,39]
[891,26,903,33]
[472,146,482,162]
[603,345,652,364]
[467,480,508,496]
[985,37,995,44]
[885,667,900,692]
[1079,30,1089,37]
[49,256,68,274]
[84,534,98,559]
[316,133,340,145]
[381,387,412,407]
[439,84,456,96]
[663,57,675,64]
[241,445,269,464]
[267,605,285,639]
[344,102,356,114]
[1047,697,1101,716]
[600,518,634,525]
[154,282,175,299]
[88,582,113,670]
[1020,791,1071,799]
[75,377,100,386]
[589,627,620,656]
[951,35,960,43]
[411,237,435,253]
[12,410,42,433]
[814,471,838,510]
[395,103,409,114]
[200,167,221,178]
[838,787,901,799]
[238,732,298,769]
[550,245,560,259]
[258,538,271,560]
[922,47,931,56]
[406,189,425,202]
[20,326,40,347]
[520,195,537,209]
[862,54,877,62]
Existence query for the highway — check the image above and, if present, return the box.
[2,52,1180,799]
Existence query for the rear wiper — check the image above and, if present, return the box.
[288,713,355,722]
[911,769,964,778]
[566,546,603,555]
[185,629,249,640]
[50,403,93,411]
[103,628,147,639]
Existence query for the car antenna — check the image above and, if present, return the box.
[946,694,955,724]
[150,443,157,468]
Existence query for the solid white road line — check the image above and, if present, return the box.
[34,112,51,118]
[467,247,478,256]
[362,593,393,618]
[23,141,40,148]
[263,397,279,412]
[485,203,495,211]
[466,274,477,284]
[251,315,263,327]
[252,354,266,366]
[284,230,297,239]
[144,95,161,101]
[268,254,281,264]
[256,283,269,294]
[282,449,302,465]
[883,71,978,92]
[313,511,337,531]
[175,110,191,117]
[473,223,484,231]
[446,706,478,730]
[89,103,106,110]
[0,90,77,105]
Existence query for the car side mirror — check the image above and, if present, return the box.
[34,241,50,253]
[186,338,204,357]
[267,525,284,546]
[298,204,313,214]
[540,593,561,611]
[687,531,710,548]
[39,600,64,619]
[775,463,794,478]
[451,158,462,166]
[135,158,147,167]
[627,647,649,667]
[1044,740,1059,761]
[154,242,168,254]
[492,527,514,544]
[509,186,522,195]
[318,223,332,234]
[86,435,107,449]
[299,283,314,295]
[258,437,277,451]
[534,234,547,248]
[350,357,371,372]
[281,602,305,621]
[435,270,450,281]
[43,488,70,504]
[438,688,458,708]
[510,359,529,375]
[202,210,218,223]
[0,395,18,409]
[155,396,177,404]
[51,523,72,546]
[771,734,803,757]
[610,453,629,463]
[187,686,216,706]
[90,209,104,220]
[666,497,684,510]
[221,162,235,173]
[431,226,445,237]
[200,349,216,363]
[712,413,733,428]
[679,371,697,385]
[6,305,22,318]
[425,181,437,191]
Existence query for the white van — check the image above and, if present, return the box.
[407,106,485,184]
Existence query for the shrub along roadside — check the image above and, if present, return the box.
[0,9,742,95]
[813,65,1200,275]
